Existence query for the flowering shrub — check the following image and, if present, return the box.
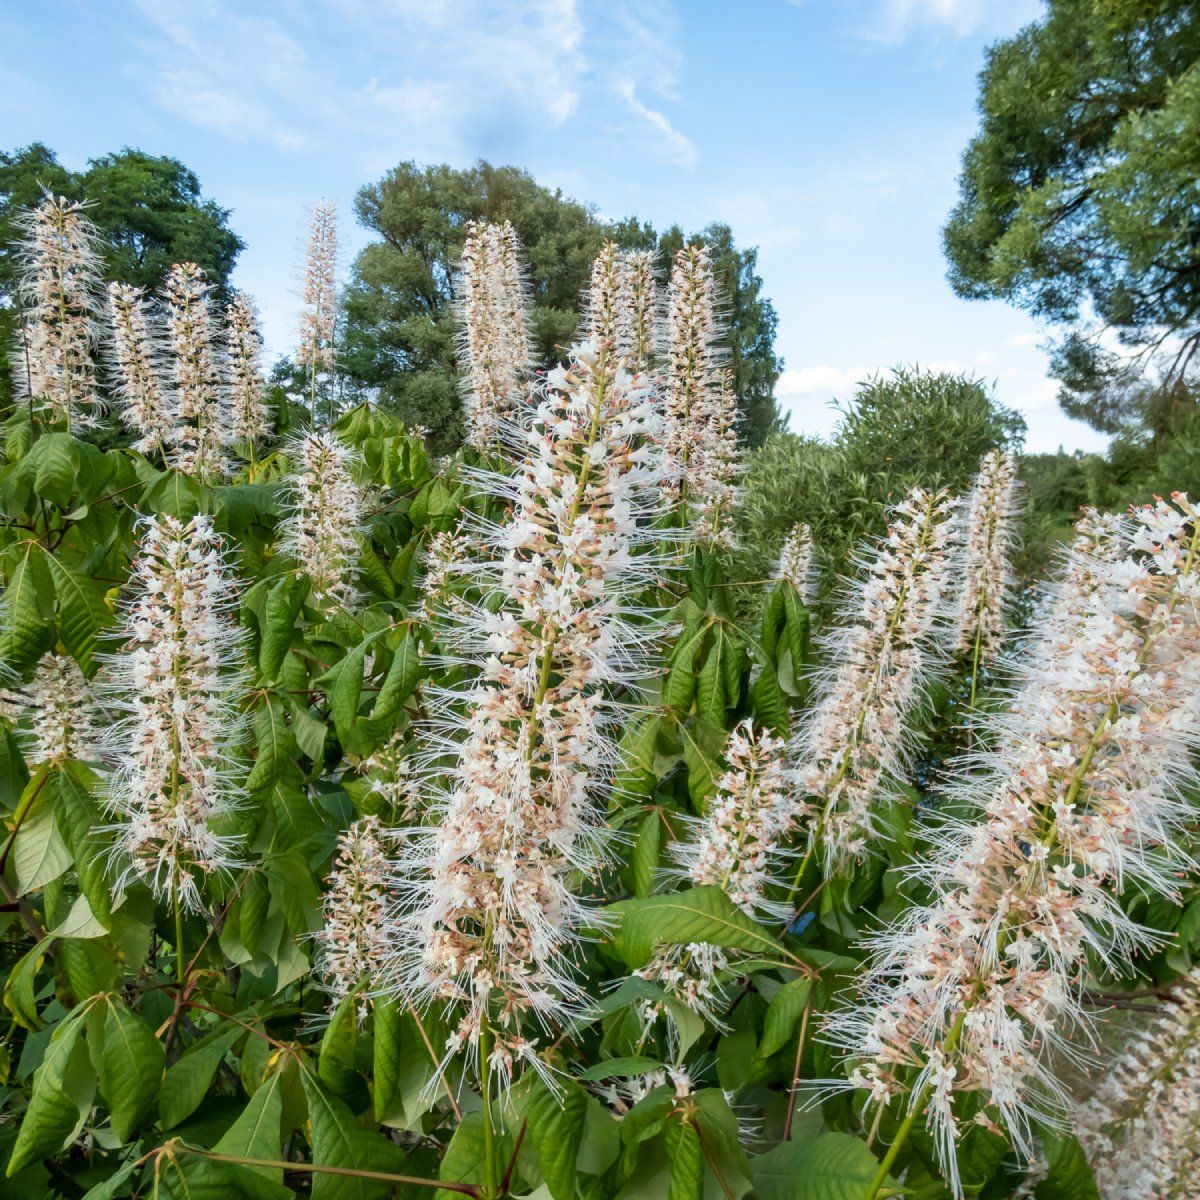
[0,199,1198,1200]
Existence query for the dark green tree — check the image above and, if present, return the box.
[340,160,782,454]
[0,143,244,407]
[943,0,1200,432]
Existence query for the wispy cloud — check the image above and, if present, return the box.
[866,0,1042,43]
[615,78,697,168]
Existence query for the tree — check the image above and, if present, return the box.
[943,1,1200,432]
[340,160,782,454]
[0,143,244,409]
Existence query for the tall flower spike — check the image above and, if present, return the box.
[1,653,101,766]
[315,816,392,1013]
[662,244,721,512]
[1076,965,1200,1200]
[777,522,814,601]
[456,219,531,453]
[297,200,339,422]
[826,496,1200,1196]
[106,282,173,453]
[224,291,270,447]
[617,249,659,373]
[694,368,740,548]
[953,449,1021,668]
[277,431,365,612]
[12,195,102,429]
[674,719,792,918]
[584,241,623,354]
[101,514,246,910]
[795,486,957,869]
[162,262,229,479]
[389,341,664,1090]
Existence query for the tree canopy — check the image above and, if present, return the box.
[340,160,782,454]
[0,143,244,406]
[943,0,1200,432]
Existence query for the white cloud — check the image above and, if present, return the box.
[775,365,871,438]
[867,0,1042,43]
[614,78,697,168]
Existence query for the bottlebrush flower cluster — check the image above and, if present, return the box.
[100,514,247,910]
[673,718,793,918]
[456,219,531,453]
[388,341,664,1085]
[777,522,814,600]
[12,195,103,428]
[106,282,172,453]
[828,495,1200,1196]
[1076,966,1200,1199]
[795,486,957,868]
[223,291,269,445]
[616,249,660,372]
[162,262,230,478]
[296,200,339,392]
[278,431,365,611]
[5,653,101,766]
[584,240,624,351]
[953,449,1021,664]
[315,815,392,1010]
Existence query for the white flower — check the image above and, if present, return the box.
[296,200,338,404]
[795,486,958,869]
[224,291,270,445]
[826,496,1200,1194]
[456,220,531,453]
[277,431,365,612]
[315,816,393,1010]
[616,249,660,373]
[161,263,229,479]
[1076,965,1200,1200]
[106,282,172,453]
[388,341,665,1085]
[12,195,102,428]
[100,514,247,910]
[2,653,101,765]
[953,450,1021,663]
[777,523,814,601]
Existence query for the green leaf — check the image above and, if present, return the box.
[577,1056,664,1081]
[48,893,107,940]
[13,801,71,895]
[50,763,111,926]
[7,1005,96,1176]
[695,627,727,726]
[317,631,386,746]
[29,434,78,507]
[79,1158,139,1200]
[44,555,111,674]
[435,1109,510,1200]
[759,977,812,1059]
[301,1069,408,1200]
[1034,1129,1099,1200]
[0,541,54,671]
[258,576,307,680]
[318,991,365,1106]
[160,1025,244,1129]
[527,1077,587,1200]
[663,616,710,712]
[665,1117,703,1200]
[607,886,782,970]
[93,996,165,1142]
[630,809,661,900]
[373,999,447,1129]
[245,696,298,797]
[749,1132,889,1200]
[213,1069,286,1189]
[3,938,51,1030]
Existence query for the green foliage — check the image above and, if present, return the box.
[340,160,782,452]
[944,1,1200,428]
[0,142,243,410]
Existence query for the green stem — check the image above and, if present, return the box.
[478,1013,501,1199]
[967,619,984,713]
[174,893,185,989]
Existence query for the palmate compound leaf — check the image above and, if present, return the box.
[749,1132,892,1200]
[606,885,785,970]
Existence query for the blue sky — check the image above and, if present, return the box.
[1,0,1108,453]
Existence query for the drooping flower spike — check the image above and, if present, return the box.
[101,514,246,911]
[388,341,664,1091]
[106,281,172,453]
[277,431,365,613]
[455,219,532,453]
[795,486,958,869]
[827,495,1200,1196]
[12,194,103,429]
